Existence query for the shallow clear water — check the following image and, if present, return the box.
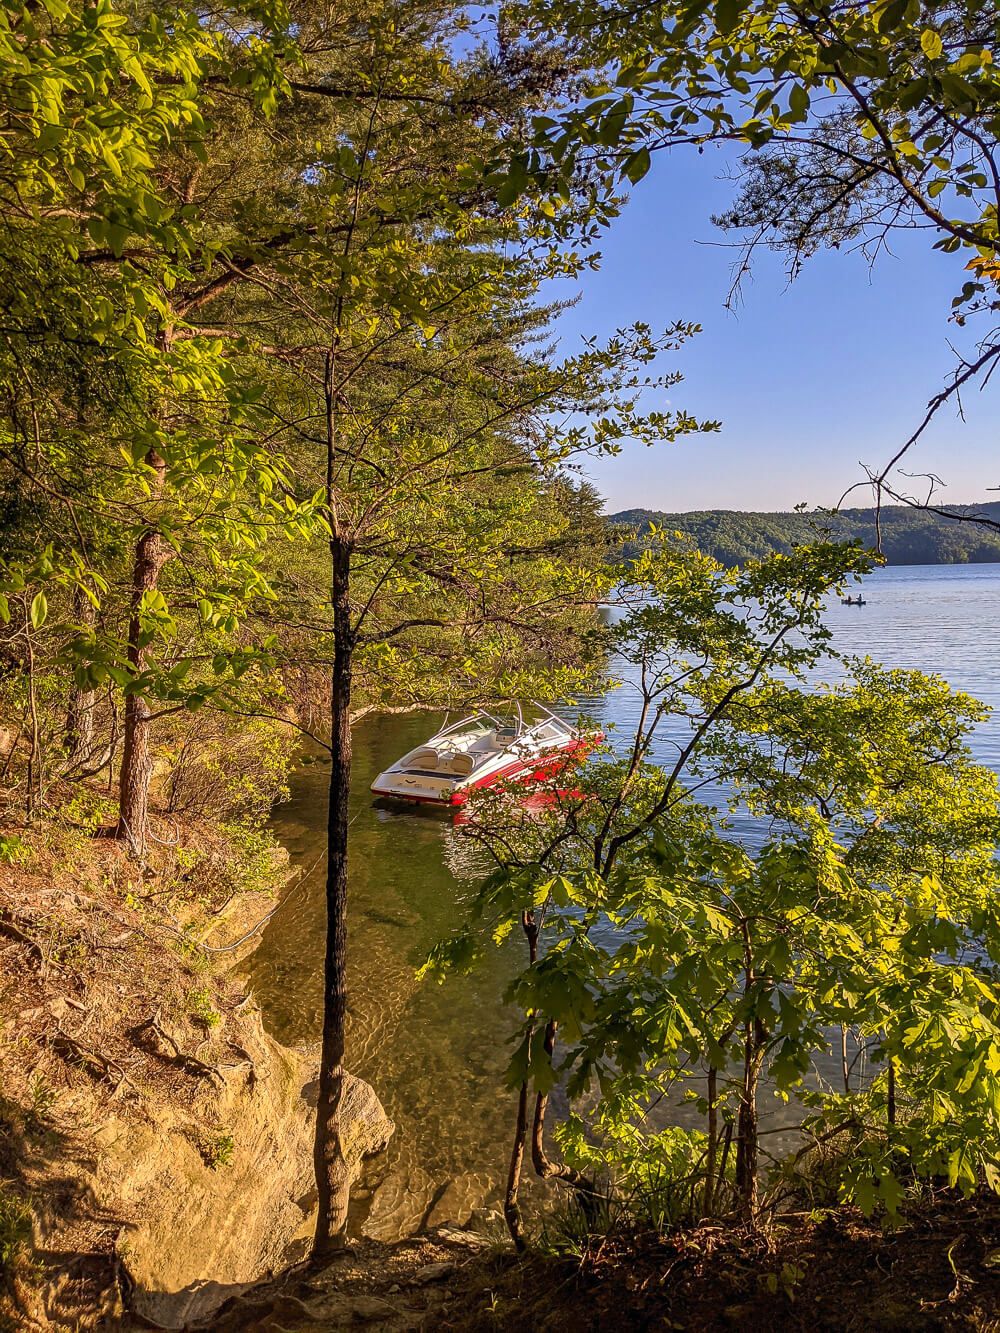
[247,563,1000,1237]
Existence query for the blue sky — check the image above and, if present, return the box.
[550,143,1000,515]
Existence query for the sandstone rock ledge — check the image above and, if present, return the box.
[123,1050,394,1328]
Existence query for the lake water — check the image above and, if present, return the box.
[247,563,1000,1238]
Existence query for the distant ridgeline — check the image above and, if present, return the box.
[611,504,1000,566]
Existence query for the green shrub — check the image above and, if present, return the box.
[187,985,221,1030]
[0,1188,31,1273]
[199,1129,235,1169]
[0,835,29,866]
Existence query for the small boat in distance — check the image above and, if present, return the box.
[842,595,867,606]
[370,704,598,807]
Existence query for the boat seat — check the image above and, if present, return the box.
[442,751,475,776]
[409,748,439,769]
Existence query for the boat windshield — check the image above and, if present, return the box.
[422,705,576,752]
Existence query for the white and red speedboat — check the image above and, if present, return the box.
[370,704,597,807]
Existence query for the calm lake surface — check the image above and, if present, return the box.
[247,563,1000,1238]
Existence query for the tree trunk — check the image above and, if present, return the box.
[64,681,96,768]
[503,909,539,1251]
[24,599,41,818]
[531,1019,593,1198]
[115,514,168,854]
[504,1076,531,1253]
[887,1056,896,1127]
[312,535,354,1259]
[704,1065,718,1217]
[64,587,96,766]
[735,1018,767,1223]
[116,325,171,855]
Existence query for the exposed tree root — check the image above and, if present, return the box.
[129,1011,226,1086]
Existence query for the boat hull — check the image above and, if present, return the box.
[371,737,596,807]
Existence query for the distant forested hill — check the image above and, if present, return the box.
[610,504,1000,566]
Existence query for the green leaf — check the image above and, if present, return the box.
[920,29,943,60]
[878,1172,905,1216]
[897,76,931,112]
[788,83,809,122]
[853,1176,877,1215]
[623,146,652,185]
[29,592,47,629]
[715,0,745,35]
[505,1030,531,1089]
[938,73,979,108]
[875,0,908,34]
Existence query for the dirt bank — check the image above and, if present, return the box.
[195,1193,1000,1332]
[0,797,390,1330]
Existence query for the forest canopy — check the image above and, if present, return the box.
[613,502,1000,566]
